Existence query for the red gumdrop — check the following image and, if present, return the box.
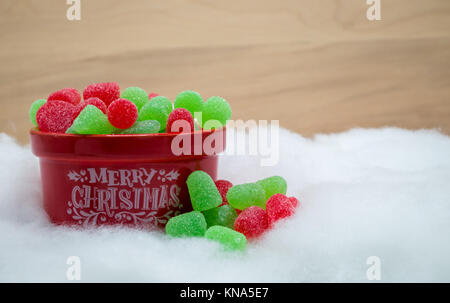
[148,93,159,100]
[166,108,194,133]
[234,206,269,239]
[107,98,138,129]
[48,88,81,105]
[73,97,107,118]
[36,100,76,133]
[266,194,295,226]
[215,179,233,206]
[83,82,120,106]
[288,196,300,208]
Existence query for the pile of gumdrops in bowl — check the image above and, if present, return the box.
[29,82,301,251]
[29,82,231,134]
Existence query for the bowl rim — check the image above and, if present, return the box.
[29,126,224,138]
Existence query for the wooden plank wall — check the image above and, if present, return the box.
[1,0,449,143]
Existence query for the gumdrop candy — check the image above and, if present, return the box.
[266,194,295,226]
[186,171,222,211]
[83,82,120,106]
[120,120,160,134]
[148,93,159,100]
[121,87,149,111]
[29,99,46,126]
[47,88,81,105]
[67,105,115,134]
[165,211,207,238]
[36,100,76,133]
[233,206,269,239]
[202,96,231,130]
[215,179,233,206]
[166,108,194,133]
[256,176,287,200]
[226,183,266,210]
[73,97,107,118]
[205,225,246,251]
[138,96,173,131]
[174,90,203,117]
[202,204,237,229]
[288,196,300,208]
[107,98,138,129]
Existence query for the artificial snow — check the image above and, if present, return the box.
[0,127,449,282]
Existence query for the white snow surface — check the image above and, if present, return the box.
[0,127,449,282]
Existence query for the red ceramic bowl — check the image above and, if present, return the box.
[30,128,226,228]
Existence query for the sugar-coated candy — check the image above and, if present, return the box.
[121,87,149,111]
[138,96,173,131]
[266,194,295,226]
[120,120,160,134]
[186,171,222,211]
[215,179,233,206]
[29,99,46,126]
[67,105,115,134]
[174,90,203,117]
[205,226,246,251]
[233,206,269,239]
[148,93,159,100]
[165,211,207,238]
[202,204,237,229]
[202,96,231,130]
[73,97,107,118]
[256,176,287,200]
[226,183,266,210]
[166,108,194,133]
[36,100,76,133]
[107,98,138,129]
[288,196,300,208]
[47,88,81,105]
[83,82,120,106]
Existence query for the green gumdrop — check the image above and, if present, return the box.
[203,204,237,229]
[138,96,173,131]
[226,183,266,210]
[202,96,232,130]
[66,105,115,134]
[29,99,46,126]
[187,171,222,211]
[174,90,204,117]
[121,87,150,111]
[205,226,246,251]
[165,211,207,238]
[120,120,160,134]
[256,176,287,200]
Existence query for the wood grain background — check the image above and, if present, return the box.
[1,0,449,144]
